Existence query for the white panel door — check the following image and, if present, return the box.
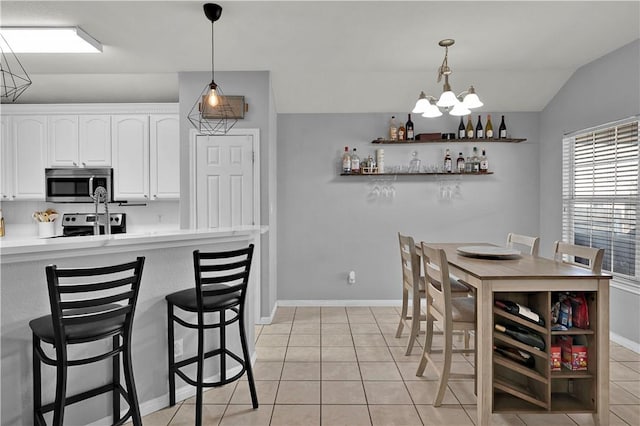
[48,115,79,167]
[79,115,111,167]
[196,135,253,228]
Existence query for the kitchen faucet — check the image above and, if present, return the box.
[91,186,110,236]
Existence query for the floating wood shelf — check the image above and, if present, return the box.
[371,137,526,144]
[339,172,493,176]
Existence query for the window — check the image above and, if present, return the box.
[562,118,639,287]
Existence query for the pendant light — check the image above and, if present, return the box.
[412,39,483,118]
[188,3,237,135]
[0,33,32,102]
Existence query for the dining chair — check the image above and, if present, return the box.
[506,232,540,256]
[396,233,471,355]
[552,241,604,273]
[416,242,475,406]
[30,257,146,426]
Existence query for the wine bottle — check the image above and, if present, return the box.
[499,115,507,139]
[444,149,452,173]
[486,114,494,139]
[351,148,360,174]
[475,115,484,139]
[406,114,414,140]
[389,116,398,141]
[495,323,545,351]
[398,123,406,141]
[494,345,535,368]
[480,149,489,173]
[495,299,545,326]
[466,116,474,138]
[456,152,465,173]
[342,146,351,173]
[458,116,466,139]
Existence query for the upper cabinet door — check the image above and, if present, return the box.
[12,115,47,200]
[79,115,111,167]
[48,115,79,167]
[112,115,149,201]
[150,115,180,200]
[0,116,13,200]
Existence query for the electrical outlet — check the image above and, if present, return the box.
[174,339,183,358]
[348,270,356,284]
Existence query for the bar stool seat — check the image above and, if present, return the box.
[166,288,241,312]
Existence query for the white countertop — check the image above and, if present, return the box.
[0,226,267,263]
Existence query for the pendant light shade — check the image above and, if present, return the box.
[188,3,237,135]
[461,85,483,109]
[0,34,32,102]
[449,101,471,117]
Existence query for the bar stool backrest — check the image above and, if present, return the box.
[552,241,605,274]
[421,244,452,327]
[193,245,254,312]
[45,257,145,347]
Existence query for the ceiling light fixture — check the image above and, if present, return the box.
[188,3,237,135]
[0,34,32,102]
[412,39,483,118]
[0,27,102,53]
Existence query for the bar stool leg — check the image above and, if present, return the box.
[195,314,205,426]
[32,334,42,426]
[122,331,142,426]
[112,335,120,423]
[52,348,68,426]
[167,302,176,406]
[239,309,258,409]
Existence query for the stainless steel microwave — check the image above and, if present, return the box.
[45,168,113,203]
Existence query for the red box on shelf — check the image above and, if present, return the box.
[550,345,562,371]
[559,335,588,371]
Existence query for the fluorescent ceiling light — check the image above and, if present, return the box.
[0,27,102,53]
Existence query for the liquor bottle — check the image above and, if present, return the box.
[398,123,406,141]
[471,146,480,173]
[443,149,452,173]
[0,209,4,237]
[495,300,545,326]
[342,146,351,173]
[485,114,494,139]
[465,154,473,173]
[475,115,484,139]
[466,116,474,138]
[480,149,489,173]
[495,323,545,351]
[456,152,465,173]
[499,115,507,139]
[458,116,466,139]
[406,114,414,140]
[494,345,535,368]
[351,148,360,174]
[389,116,398,141]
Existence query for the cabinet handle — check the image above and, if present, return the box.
[82,162,86,166]
[73,162,77,166]
[144,194,148,199]
[153,195,158,199]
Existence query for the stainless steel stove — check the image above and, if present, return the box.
[61,213,126,237]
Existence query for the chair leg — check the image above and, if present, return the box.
[405,295,421,355]
[167,302,176,407]
[32,334,42,426]
[52,348,68,426]
[122,331,142,426]
[195,316,205,426]
[434,324,453,407]
[416,317,434,377]
[220,310,226,382]
[112,335,121,423]
[239,309,259,409]
[395,288,408,338]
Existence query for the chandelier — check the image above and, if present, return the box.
[188,3,237,135]
[412,39,483,118]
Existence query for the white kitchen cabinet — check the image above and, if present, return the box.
[48,115,111,167]
[150,115,180,199]
[112,115,150,200]
[11,115,47,200]
[0,115,13,200]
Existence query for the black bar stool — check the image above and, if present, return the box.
[29,257,145,426]
[166,245,257,426]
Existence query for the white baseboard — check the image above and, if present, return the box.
[258,302,278,324]
[277,300,402,307]
[610,331,640,353]
[87,352,257,426]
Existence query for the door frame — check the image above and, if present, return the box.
[188,127,262,320]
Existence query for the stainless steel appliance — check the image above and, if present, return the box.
[45,168,113,203]
[61,213,126,237]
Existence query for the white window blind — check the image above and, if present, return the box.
[562,118,639,286]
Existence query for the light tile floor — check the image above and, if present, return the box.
[140,306,640,425]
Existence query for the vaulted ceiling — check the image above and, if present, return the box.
[2,1,639,113]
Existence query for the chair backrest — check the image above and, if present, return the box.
[506,232,540,256]
[193,244,254,310]
[552,241,604,274]
[45,257,145,346]
[398,233,421,296]
[420,243,452,327]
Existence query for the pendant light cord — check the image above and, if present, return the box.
[211,20,215,83]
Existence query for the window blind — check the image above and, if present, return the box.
[562,118,639,285]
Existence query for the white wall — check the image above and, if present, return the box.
[539,39,640,346]
[276,112,540,301]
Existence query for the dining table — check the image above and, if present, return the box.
[420,242,611,425]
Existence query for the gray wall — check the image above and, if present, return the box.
[178,71,277,320]
[539,39,640,345]
[277,112,540,301]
